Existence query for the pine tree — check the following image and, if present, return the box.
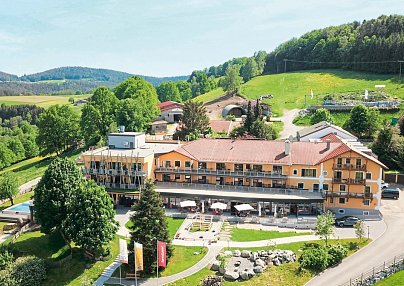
[244,101,254,132]
[254,99,262,120]
[129,180,172,274]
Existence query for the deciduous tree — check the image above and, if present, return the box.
[310,108,334,125]
[219,65,243,94]
[315,211,335,246]
[174,101,209,140]
[0,172,18,205]
[241,58,259,82]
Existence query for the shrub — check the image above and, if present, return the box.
[0,250,14,270]
[299,246,329,271]
[11,256,46,286]
[327,244,348,267]
[226,115,236,121]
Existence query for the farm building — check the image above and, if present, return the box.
[158,101,183,123]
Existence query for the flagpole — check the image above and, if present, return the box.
[156,240,159,286]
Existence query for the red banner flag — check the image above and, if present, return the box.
[157,241,167,268]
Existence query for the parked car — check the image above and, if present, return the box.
[381,181,389,189]
[335,216,360,227]
[381,188,400,200]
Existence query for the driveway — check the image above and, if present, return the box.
[278,109,305,139]
[307,184,404,286]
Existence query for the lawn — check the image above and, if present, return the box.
[194,70,404,117]
[126,217,184,239]
[8,226,122,285]
[13,231,70,260]
[161,246,207,277]
[230,228,311,242]
[167,238,370,286]
[0,147,84,186]
[0,94,90,108]
[375,269,404,285]
[193,87,225,103]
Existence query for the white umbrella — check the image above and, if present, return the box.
[180,200,196,208]
[234,204,254,212]
[210,202,227,210]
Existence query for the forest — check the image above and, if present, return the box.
[265,15,404,74]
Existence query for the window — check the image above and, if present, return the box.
[164,161,171,168]
[246,164,251,170]
[339,185,346,192]
[253,165,263,172]
[339,198,346,204]
[323,184,329,191]
[313,184,319,191]
[273,165,282,175]
[234,164,243,171]
[356,159,362,167]
[363,211,370,216]
[175,174,180,180]
[366,172,372,180]
[293,169,298,175]
[338,209,345,214]
[363,199,370,206]
[355,172,364,180]
[329,197,334,203]
[323,171,328,176]
[337,158,342,165]
[174,161,181,168]
[198,162,207,169]
[297,183,304,189]
[216,163,226,170]
[345,158,351,165]
[185,161,192,168]
[301,169,317,177]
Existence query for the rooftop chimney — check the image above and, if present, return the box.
[285,140,291,156]
[326,139,331,150]
[119,125,125,133]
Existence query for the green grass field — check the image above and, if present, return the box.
[126,217,184,239]
[0,148,83,186]
[0,94,90,108]
[167,238,370,286]
[194,70,404,117]
[230,228,311,242]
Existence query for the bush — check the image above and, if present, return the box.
[11,256,46,286]
[0,250,14,270]
[226,115,236,121]
[299,245,329,271]
[327,244,348,266]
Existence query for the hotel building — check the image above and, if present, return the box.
[81,131,386,219]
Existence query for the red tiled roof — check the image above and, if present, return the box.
[172,139,347,165]
[159,101,183,112]
[320,133,343,143]
[209,120,241,135]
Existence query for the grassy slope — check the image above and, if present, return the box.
[230,228,311,242]
[375,270,404,285]
[194,70,404,117]
[0,148,83,186]
[0,94,90,108]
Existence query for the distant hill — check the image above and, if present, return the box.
[0,66,188,95]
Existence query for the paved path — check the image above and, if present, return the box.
[115,206,133,238]
[106,245,223,286]
[307,184,404,286]
[279,109,305,139]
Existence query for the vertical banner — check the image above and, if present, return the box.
[118,239,128,264]
[157,241,167,268]
[134,242,144,271]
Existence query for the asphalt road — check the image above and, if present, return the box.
[307,184,404,286]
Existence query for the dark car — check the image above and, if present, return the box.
[381,188,400,200]
[335,216,360,227]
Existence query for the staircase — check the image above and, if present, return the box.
[94,256,121,286]
[219,221,233,240]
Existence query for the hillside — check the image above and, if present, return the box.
[195,69,404,116]
[265,15,404,75]
[0,66,188,95]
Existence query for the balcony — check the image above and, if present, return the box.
[324,191,373,199]
[155,167,287,180]
[332,178,366,185]
[82,168,146,176]
[155,181,323,199]
[333,164,367,171]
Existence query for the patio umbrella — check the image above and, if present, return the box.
[180,200,196,208]
[210,202,227,210]
[234,204,254,212]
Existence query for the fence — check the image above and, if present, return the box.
[340,253,404,286]
[384,173,404,184]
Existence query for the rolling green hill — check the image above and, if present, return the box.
[195,69,404,117]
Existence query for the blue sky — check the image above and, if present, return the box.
[1,0,403,77]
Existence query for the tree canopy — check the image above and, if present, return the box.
[174,101,210,140]
[372,124,404,170]
[310,108,334,125]
[37,104,81,155]
[241,58,259,82]
[0,172,18,205]
[219,65,243,94]
[129,180,172,274]
[345,104,381,138]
